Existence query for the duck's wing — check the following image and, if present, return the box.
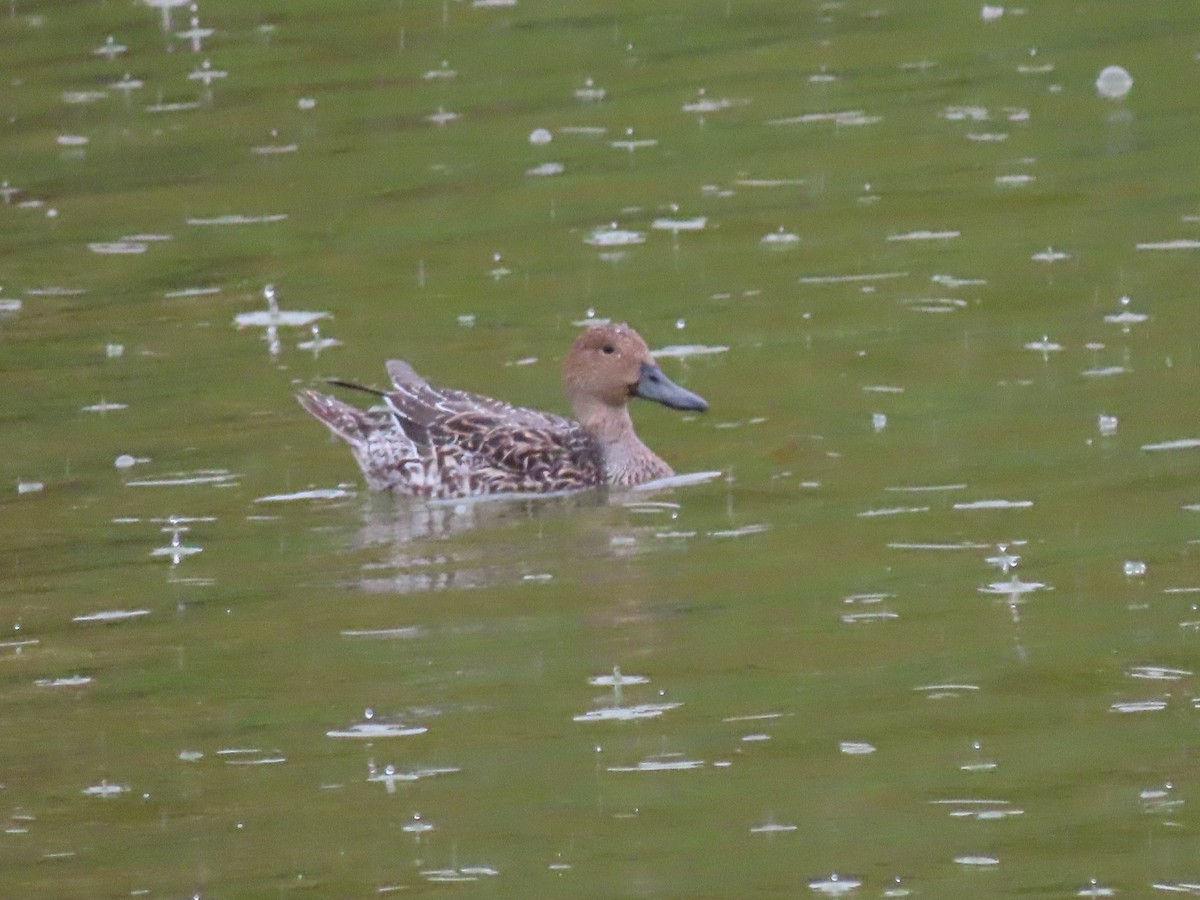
[381,362,603,491]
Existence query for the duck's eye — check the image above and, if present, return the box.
[601,344,615,355]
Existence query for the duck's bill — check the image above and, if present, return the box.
[633,362,708,412]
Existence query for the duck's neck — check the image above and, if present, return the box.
[575,401,673,486]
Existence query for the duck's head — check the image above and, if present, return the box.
[563,322,708,416]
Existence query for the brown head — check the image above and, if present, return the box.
[562,323,708,425]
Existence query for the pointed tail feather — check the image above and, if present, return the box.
[296,389,374,445]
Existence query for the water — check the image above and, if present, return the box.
[3,0,1200,895]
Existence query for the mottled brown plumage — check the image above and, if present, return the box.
[297,323,707,498]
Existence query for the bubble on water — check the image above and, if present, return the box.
[872,412,888,433]
[1095,65,1132,100]
[1123,560,1146,577]
[529,127,553,145]
[1097,415,1118,436]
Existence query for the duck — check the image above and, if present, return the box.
[296,322,708,498]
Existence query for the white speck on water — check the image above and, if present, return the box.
[1097,415,1118,436]
[17,480,44,494]
[996,173,1035,187]
[607,754,704,772]
[528,127,553,144]
[1137,238,1200,250]
[326,722,428,738]
[979,575,1047,595]
[955,499,1033,510]
[1142,437,1200,451]
[82,780,128,797]
[857,506,929,518]
[188,214,287,226]
[761,226,800,246]
[808,873,864,895]
[584,224,645,247]
[981,5,1004,21]
[799,271,908,285]
[839,741,876,755]
[82,400,128,413]
[340,627,423,639]
[887,229,960,241]
[36,675,92,687]
[1127,664,1191,681]
[885,483,965,492]
[574,702,681,722]
[768,109,880,127]
[254,488,354,502]
[588,668,649,687]
[651,344,728,358]
[954,855,999,866]
[297,97,316,110]
[88,241,146,254]
[750,821,797,833]
[1110,699,1167,713]
[652,216,707,232]
[422,60,457,80]
[526,161,564,176]
[1095,65,1133,99]
[1024,336,1063,359]
[1123,560,1147,577]
[574,78,607,102]
[73,609,150,623]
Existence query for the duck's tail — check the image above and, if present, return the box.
[296,388,377,445]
